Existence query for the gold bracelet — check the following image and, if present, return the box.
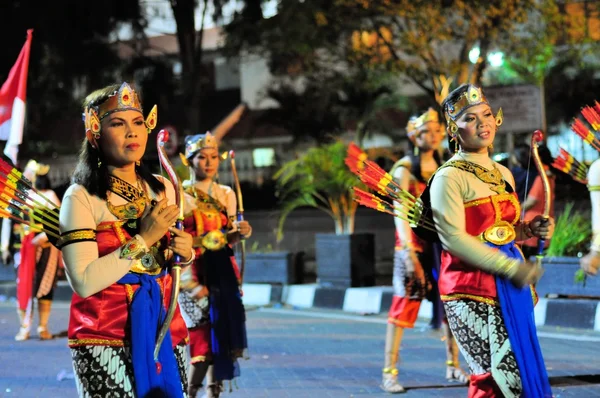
[120,235,156,269]
[179,248,196,266]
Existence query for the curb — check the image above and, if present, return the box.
[2,281,599,331]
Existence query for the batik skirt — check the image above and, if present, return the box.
[70,343,189,398]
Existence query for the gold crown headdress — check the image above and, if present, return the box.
[406,108,441,142]
[443,84,503,134]
[184,132,218,159]
[83,82,158,148]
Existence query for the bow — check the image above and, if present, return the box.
[154,129,185,364]
[229,150,246,284]
[530,130,551,265]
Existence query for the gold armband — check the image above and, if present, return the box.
[57,229,96,249]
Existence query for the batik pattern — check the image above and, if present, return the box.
[444,299,522,398]
[71,344,189,398]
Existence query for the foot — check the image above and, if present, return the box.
[188,384,202,398]
[37,326,53,340]
[206,382,223,398]
[381,374,406,394]
[15,327,30,341]
[446,366,469,384]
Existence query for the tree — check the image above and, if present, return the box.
[0,0,145,159]
[168,0,230,133]
[225,0,576,105]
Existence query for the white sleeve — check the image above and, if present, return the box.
[588,160,600,250]
[59,189,135,298]
[225,187,237,227]
[392,166,415,248]
[430,173,518,277]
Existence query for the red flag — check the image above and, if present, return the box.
[0,30,33,163]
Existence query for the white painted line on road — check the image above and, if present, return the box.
[258,307,600,342]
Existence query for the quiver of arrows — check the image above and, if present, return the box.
[345,143,439,241]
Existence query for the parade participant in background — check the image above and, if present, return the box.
[14,160,63,341]
[178,132,250,398]
[382,108,468,394]
[520,145,556,260]
[428,84,553,397]
[58,82,194,397]
[581,158,600,276]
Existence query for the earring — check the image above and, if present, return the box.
[495,108,503,127]
[488,143,494,152]
[136,160,141,167]
[413,147,419,156]
[98,159,102,168]
[450,134,459,154]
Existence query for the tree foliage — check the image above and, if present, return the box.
[226,0,588,104]
[273,141,363,240]
[0,0,145,159]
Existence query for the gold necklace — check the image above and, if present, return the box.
[443,156,506,194]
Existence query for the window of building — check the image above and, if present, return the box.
[252,148,276,168]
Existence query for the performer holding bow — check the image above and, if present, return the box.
[178,132,250,398]
[382,108,468,394]
[428,84,554,397]
[58,82,194,397]
[14,160,63,341]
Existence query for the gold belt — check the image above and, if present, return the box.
[477,221,516,246]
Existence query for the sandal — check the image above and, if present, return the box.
[14,327,30,341]
[38,326,53,340]
[381,373,406,394]
[446,366,470,384]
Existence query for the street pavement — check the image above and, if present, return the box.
[0,300,599,397]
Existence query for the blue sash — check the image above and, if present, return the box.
[487,241,552,398]
[118,272,183,398]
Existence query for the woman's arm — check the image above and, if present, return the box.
[430,173,519,278]
[392,166,417,249]
[59,190,135,298]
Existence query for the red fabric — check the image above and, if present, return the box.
[0,29,32,124]
[68,221,188,348]
[16,233,35,311]
[189,324,212,363]
[468,373,504,397]
[387,295,421,328]
[395,179,426,251]
[438,193,520,299]
[522,174,556,248]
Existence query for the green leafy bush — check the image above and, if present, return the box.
[546,202,591,257]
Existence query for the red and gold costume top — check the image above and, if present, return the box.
[59,176,188,348]
[181,181,242,286]
[429,151,524,304]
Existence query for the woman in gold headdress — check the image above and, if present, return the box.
[382,108,468,394]
[178,132,250,398]
[58,82,194,397]
[428,84,554,397]
[14,161,63,341]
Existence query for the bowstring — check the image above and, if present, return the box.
[521,148,534,223]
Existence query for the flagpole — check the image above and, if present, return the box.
[0,29,33,264]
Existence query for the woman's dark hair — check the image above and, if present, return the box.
[71,83,164,199]
[441,85,473,154]
[440,84,472,124]
[34,174,52,191]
